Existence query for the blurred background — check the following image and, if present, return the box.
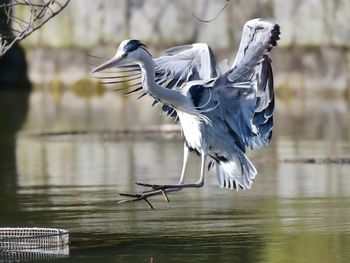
[1,0,350,133]
[0,1,350,263]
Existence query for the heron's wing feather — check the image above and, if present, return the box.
[230,18,279,70]
[154,43,217,117]
[217,18,280,150]
[155,43,217,83]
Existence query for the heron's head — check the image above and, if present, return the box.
[91,39,151,73]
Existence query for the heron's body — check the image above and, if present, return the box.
[91,18,280,207]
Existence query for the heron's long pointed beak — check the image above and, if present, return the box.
[90,56,123,73]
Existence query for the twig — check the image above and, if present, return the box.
[192,0,231,23]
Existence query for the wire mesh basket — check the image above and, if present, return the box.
[0,227,69,262]
[0,227,69,251]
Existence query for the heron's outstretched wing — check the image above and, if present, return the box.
[217,18,280,150]
[153,43,218,117]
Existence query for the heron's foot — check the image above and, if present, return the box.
[118,187,181,209]
[118,181,204,209]
[118,192,156,209]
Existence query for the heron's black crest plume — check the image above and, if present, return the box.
[124,40,145,52]
[124,39,152,57]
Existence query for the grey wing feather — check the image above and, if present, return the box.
[155,43,217,82]
[231,17,279,70]
[218,18,280,150]
[154,43,218,117]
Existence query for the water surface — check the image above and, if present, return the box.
[1,91,350,263]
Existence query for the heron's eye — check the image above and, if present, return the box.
[122,52,128,58]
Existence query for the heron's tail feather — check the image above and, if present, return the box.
[215,152,257,190]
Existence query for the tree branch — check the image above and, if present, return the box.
[192,0,231,23]
[0,0,71,57]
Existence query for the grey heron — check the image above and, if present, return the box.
[91,18,280,209]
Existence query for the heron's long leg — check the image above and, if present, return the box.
[197,150,206,186]
[135,151,207,189]
[119,151,207,209]
[178,143,190,184]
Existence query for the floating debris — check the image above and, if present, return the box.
[279,157,350,165]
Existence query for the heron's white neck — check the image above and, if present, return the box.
[136,50,188,109]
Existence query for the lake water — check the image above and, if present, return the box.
[0,90,350,263]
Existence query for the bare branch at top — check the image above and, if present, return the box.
[0,0,71,57]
